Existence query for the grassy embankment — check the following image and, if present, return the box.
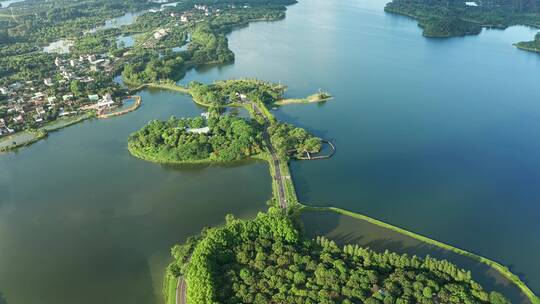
[0,113,93,152]
[515,42,540,53]
[279,158,298,205]
[276,91,333,105]
[299,204,540,304]
[162,272,177,304]
[0,129,47,152]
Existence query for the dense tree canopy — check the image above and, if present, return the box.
[188,79,285,106]
[269,122,322,159]
[128,112,263,163]
[167,208,511,304]
[122,52,186,85]
[385,0,540,38]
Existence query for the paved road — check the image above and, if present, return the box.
[176,278,186,304]
[250,102,287,209]
[174,102,289,304]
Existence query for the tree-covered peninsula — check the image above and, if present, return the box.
[515,32,540,52]
[384,0,540,48]
[165,208,511,304]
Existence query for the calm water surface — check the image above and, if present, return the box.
[0,91,271,304]
[301,211,529,303]
[2,0,540,302]
[182,0,540,295]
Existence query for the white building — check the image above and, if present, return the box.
[44,78,53,86]
[35,107,46,116]
[154,28,169,40]
[186,126,210,134]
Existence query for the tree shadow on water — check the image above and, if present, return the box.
[0,292,7,304]
[301,210,531,304]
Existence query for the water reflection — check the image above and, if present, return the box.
[301,211,530,304]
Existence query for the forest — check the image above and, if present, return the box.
[385,0,540,38]
[268,122,322,159]
[127,112,263,163]
[188,79,286,106]
[166,208,511,304]
[515,31,540,52]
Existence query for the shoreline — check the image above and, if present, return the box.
[515,43,540,53]
[0,129,47,152]
[299,204,539,304]
[0,95,140,153]
[98,95,142,119]
[127,144,264,166]
[0,113,92,153]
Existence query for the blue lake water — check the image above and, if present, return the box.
[181,0,540,295]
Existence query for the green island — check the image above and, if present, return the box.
[384,0,540,52]
[127,79,324,165]
[164,208,514,304]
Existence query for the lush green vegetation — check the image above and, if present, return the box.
[516,32,540,52]
[128,112,263,163]
[269,122,322,159]
[71,28,120,55]
[121,52,186,85]
[166,208,512,304]
[1,0,152,43]
[302,205,540,304]
[0,0,298,145]
[385,0,540,41]
[188,79,285,106]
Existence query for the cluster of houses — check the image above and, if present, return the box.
[0,52,122,137]
[0,80,62,132]
[55,54,115,77]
